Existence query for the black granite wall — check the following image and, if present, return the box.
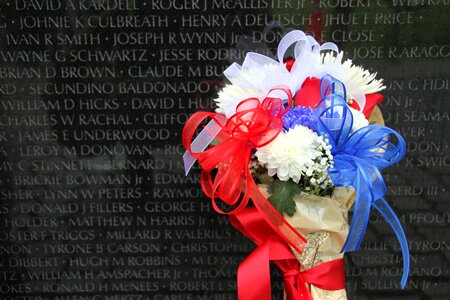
[0,1,448,299]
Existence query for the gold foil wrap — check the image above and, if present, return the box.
[259,185,355,300]
[288,187,355,300]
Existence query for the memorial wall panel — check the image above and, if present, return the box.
[0,0,448,299]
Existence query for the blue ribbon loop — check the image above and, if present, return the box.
[316,75,410,288]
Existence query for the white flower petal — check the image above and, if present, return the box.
[349,107,369,131]
[255,126,333,183]
[321,52,386,97]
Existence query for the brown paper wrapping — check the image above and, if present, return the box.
[259,185,356,300]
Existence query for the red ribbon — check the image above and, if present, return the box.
[183,86,345,299]
[230,207,346,300]
[182,87,307,254]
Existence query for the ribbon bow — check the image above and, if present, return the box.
[230,208,346,300]
[182,87,307,254]
[316,75,410,288]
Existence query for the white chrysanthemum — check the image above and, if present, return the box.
[255,126,331,183]
[321,52,386,96]
[214,64,282,118]
[214,84,259,117]
[349,107,369,131]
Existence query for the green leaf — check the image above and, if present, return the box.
[267,179,301,217]
[257,173,272,185]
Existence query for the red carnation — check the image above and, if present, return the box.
[294,77,322,108]
[284,60,383,118]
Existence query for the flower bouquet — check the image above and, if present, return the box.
[182,30,409,300]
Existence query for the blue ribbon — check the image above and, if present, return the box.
[316,75,410,288]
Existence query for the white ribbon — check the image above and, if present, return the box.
[183,118,224,175]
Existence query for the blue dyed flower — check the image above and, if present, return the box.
[282,106,317,132]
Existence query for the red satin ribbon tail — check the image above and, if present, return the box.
[238,240,272,300]
[238,236,297,300]
[230,208,346,300]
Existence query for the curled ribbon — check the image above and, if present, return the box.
[230,207,346,300]
[182,87,307,254]
[316,75,410,288]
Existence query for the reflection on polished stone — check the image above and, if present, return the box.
[0,0,448,299]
